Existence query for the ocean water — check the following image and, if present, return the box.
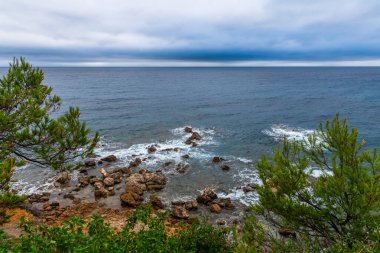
[2,67,380,208]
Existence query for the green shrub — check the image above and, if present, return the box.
[1,205,234,253]
[239,115,380,252]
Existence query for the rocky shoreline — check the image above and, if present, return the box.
[7,127,259,235]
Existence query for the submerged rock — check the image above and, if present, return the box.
[129,158,142,167]
[184,200,198,211]
[147,145,157,153]
[212,157,225,163]
[220,164,230,171]
[176,163,190,174]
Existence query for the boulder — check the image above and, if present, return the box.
[78,176,90,187]
[90,176,101,185]
[218,198,235,210]
[210,203,222,213]
[173,148,181,152]
[111,172,123,184]
[184,126,193,133]
[212,157,225,163]
[129,158,142,167]
[56,172,70,185]
[196,187,218,204]
[172,205,189,219]
[120,192,143,207]
[189,132,202,141]
[63,193,75,200]
[147,145,157,153]
[101,155,117,162]
[150,195,164,209]
[85,160,96,167]
[184,200,198,211]
[143,171,167,186]
[100,168,110,178]
[103,177,115,187]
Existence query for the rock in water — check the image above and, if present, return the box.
[56,172,70,185]
[184,126,193,133]
[147,145,157,153]
[85,160,96,167]
[101,155,117,162]
[196,187,218,204]
[210,203,222,213]
[212,157,225,163]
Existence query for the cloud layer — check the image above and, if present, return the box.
[1,0,380,65]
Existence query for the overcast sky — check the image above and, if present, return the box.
[1,0,380,66]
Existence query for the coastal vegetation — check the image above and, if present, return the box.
[0,58,99,207]
[0,59,379,252]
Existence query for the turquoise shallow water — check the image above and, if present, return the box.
[1,67,380,208]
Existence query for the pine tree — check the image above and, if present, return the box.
[243,115,379,252]
[0,58,99,204]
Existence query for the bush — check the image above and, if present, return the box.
[239,115,380,252]
[1,205,234,253]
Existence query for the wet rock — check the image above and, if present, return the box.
[55,171,70,185]
[184,126,193,133]
[212,157,225,163]
[63,193,75,200]
[184,200,198,211]
[147,145,157,153]
[120,192,143,207]
[101,155,117,162]
[173,148,181,152]
[108,189,116,196]
[90,176,101,185]
[150,195,164,209]
[210,203,222,213]
[143,171,167,186]
[28,193,50,203]
[79,167,88,174]
[110,172,123,184]
[172,205,189,219]
[100,168,110,178]
[171,200,185,206]
[220,164,230,171]
[129,158,142,167]
[196,187,218,204]
[181,154,190,160]
[50,201,60,207]
[94,182,108,198]
[78,176,90,187]
[85,160,96,167]
[185,139,193,145]
[189,132,202,141]
[103,177,115,187]
[86,153,99,158]
[113,167,131,174]
[243,186,255,193]
[139,168,148,174]
[176,163,190,173]
[217,198,235,210]
[216,219,226,226]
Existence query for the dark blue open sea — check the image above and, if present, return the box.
[2,67,380,210]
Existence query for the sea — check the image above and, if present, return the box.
[2,67,380,210]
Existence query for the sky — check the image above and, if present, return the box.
[1,0,380,66]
